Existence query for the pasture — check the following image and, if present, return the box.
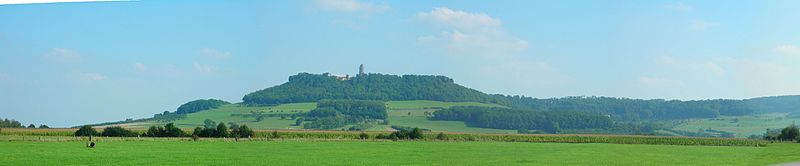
[0,140,797,165]
[117,100,512,132]
[671,113,800,138]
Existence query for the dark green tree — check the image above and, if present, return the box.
[74,125,99,136]
[27,124,35,128]
[101,126,138,137]
[779,124,800,141]
[216,123,229,137]
[203,119,216,129]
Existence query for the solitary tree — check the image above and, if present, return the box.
[27,124,35,128]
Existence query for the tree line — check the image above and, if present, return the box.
[73,122,254,138]
[1,118,50,128]
[431,106,614,133]
[490,95,761,121]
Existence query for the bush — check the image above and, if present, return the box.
[74,125,99,136]
[101,126,138,137]
[270,131,280,139]
[436,132,448,140]
[379,127,424,140]
[359,132,369,140]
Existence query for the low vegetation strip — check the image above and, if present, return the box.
[0,128,767,147]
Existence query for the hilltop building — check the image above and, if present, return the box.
[359,64,365,76]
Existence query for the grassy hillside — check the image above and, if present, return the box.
[670,113,800,138]
[124,103,316,129]
[1,141,798,165]
[122,100,511,133]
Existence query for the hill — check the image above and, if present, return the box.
[242,73,498,105]
[92,72,800,137]
[242,72,800,121]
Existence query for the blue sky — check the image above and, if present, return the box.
[1,0,800,127]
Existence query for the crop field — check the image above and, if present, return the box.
[671,113,800,138]
[0,139,797,165]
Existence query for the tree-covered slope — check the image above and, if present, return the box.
[243,73,498,105]
[745,95,800,113]
[242,72,800,121]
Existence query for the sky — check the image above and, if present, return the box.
[1,0,800,127]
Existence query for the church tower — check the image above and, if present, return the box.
[359,64,365,76]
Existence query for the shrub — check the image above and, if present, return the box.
[359,132,369,140]
[436,132,448,140]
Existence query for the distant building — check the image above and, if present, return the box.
[359,64,365,76]
[335,74,350,81]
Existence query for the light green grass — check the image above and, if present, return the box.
[131,103,316,130]
[384,100,516,133]
[671,113,800,138]
[127,100,513,133]
[0,141,798,165]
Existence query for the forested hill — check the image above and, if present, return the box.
[242,72,800,121]
[243,73,499,105]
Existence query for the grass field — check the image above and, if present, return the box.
[671,113,800,138]
[116,100,513,133]
[1,140,798,165]
[384,100,516,133]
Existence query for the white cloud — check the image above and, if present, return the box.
[417,30,528,58]
[199,48,231,60]
[729,59,800,96]
[658,55,675,65]
[639,77,685,87]
[656,55,726,77]
[416,7,527,58]
[691,20,719,31]
[774,44,800,57]
[193,63,217,73]
[417,7,501,30]
[44,48,82,63]
[83,73,106,81]
[133,63,147,72]
[664,2,693,12]
[315,0,389,13]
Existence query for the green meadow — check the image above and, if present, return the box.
[671,113,800,138]
[1,140,798,165]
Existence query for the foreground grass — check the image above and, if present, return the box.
[0,141,798,165]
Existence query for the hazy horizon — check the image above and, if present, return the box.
[2,0,800,127]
